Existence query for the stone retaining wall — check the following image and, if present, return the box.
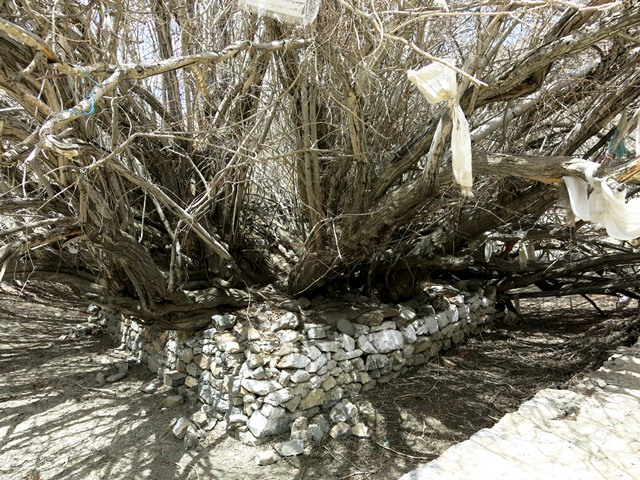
[101,287,499,444]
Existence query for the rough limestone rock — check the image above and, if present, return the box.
[369,330,404,353]
[277,353,311,369]
[330,400,358,423]
[211,314,238,330]
[190,411,208,427]
[241,379,281,396]
[256,451,279,466]
[351,423,371,438]
[172,417,193,439]
[329,422,351,439]
[247,409,292,438]
[272,312,300,331]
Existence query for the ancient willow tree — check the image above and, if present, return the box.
[1,0,639,329]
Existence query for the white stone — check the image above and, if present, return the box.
[264,388,295,406]
[291,370,311,383]
[351,423,371,438]
[314,340,341,352]
[369,330,404,353]
[330,400,358,423]
[256,450,279,466]
[357,337,378,354]
[343,334,357,352]
[402,324,417,343]
[329,422,351,439]
[278,353,311,369]
[272,312,299,331]
[306,326,327,339]
[425,316,439,334]
[303,345,323,360]
[172,417,192,439]
[306,355,327,373]
[241,378,281,395]
[247,409,292,438]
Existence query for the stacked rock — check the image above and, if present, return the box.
[99,287,498,444]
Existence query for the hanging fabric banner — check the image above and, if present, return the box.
[238,0,320,26]
[407,60,473,196]
[563,161,640,241]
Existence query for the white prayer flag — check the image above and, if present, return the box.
[407,60,473,197]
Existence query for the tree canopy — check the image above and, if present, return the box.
[1,0,639,329]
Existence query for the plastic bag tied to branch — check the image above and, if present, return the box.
[407,60,473,196]
[563,161,640,241]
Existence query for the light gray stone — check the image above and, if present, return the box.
[306,326,327,339]
[275,439,304,456]
[272,312,300,331]
[314,340,341,352]
[365,354,391,371]
[342,334,356,352]
[264,388,295,406]
[278,330,304,344]
[190,411,208,427]
[303,345,323,360]
[278,353,311,369]
[246,353,264,369]
[172,417,192,439]
[247,409,292,438]
[329,422,351,439]
[241,378,281,395]
[351,423,371,438]
[256,450,279,466]
[306,355,327,373]
[330,399,358,423]
[436,312,450,329]
[369,330,404,353]
[291,370,311,383]
[402,324,417,343]
[357,337,378,354]
[424,316,439,334]
[211,314,238,330]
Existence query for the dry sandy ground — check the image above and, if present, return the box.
[1,282,638,480]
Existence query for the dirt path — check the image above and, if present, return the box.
[1,283,638,480]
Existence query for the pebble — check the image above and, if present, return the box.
[140,382,158,394]
[256,450,279,466]
[329,422,351,440]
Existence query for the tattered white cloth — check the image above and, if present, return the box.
[407,60,473,196]
[564,161,640,240]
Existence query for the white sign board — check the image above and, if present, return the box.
[238,0,320,26]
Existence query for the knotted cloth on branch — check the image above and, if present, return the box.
[407,60,473,196]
